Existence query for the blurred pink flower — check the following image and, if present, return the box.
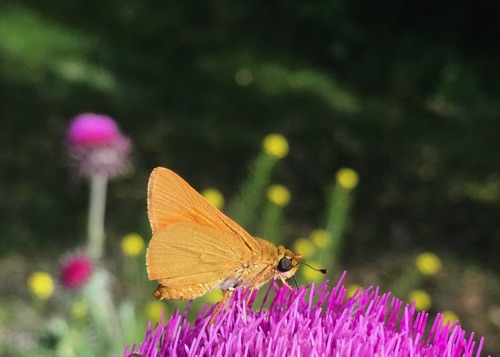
[60,254,93,290]
[66,113,132,179]
[67,113,120,147]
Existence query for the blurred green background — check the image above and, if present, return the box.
[1,0,499,355]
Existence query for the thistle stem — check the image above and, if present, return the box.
[87,173,108,260]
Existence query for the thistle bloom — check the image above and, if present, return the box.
[67,113,132,179]
[67,113,120,146]
[60,254,93,290]
[66,113,132,260]
[121,273,487,357]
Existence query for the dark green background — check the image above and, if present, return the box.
[2,0,498,265]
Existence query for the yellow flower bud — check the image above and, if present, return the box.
[346,283,361,298]
[408,289,432,311]
[415,252,442,276]
[145,300,165,323]
[442,310,459,326]
[262,134,289,159]
[301,260,324,283]
[310,229,331,248]
[267,184,291,206]
[293,238,315,259]
[336,168,359,189]
[70,300,89,319]
[27,271,54,300]
[201,188,225,209]
[121,233,145,257]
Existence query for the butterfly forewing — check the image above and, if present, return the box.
[146,167,267,294]
[147,168,260,251]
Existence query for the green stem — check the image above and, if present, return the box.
[232,153,277,229]
[322,185,352,272]
[262,203,283,245]
[87,173,108,260]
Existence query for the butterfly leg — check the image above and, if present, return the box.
[245,285,259,307]
[209,288,233,324]
[277,275,294,291]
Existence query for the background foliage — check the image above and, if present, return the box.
[0,0,499,355]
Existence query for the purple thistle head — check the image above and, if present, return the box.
[59,254,93,291]
[67,113,132,179]
[121,273,488,357]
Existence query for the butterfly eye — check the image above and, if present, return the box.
[277,257,293,272]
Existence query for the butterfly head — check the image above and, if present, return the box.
[276,246,329,282]
[275,247,301,279]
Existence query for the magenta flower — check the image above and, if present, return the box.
[121,273,487,357]
[60,254,93,290]
[68,113,120,146]
[66,113,132,179]
[66,113,132,259]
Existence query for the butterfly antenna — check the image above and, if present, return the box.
[297,258,329,275]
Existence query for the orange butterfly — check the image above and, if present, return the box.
[146,167,325,302]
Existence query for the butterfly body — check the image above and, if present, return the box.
[146,167,300,301]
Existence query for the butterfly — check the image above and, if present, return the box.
[146,167,326,302]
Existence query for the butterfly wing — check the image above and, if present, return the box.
[146,167,265,298]
[147,222,255,299]
[147,167,261,252]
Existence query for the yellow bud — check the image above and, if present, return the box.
[145,301,165,323]
[293,238,315,259]
[201,188,225,209]
[267,184,291,206]
[70,300,89,319]
[310,229,331,248]
[262,133,289,159]
[415,252,442,276]
[27,271,54,300]
[346,283,361,298]
[301,260,325,283]
[408,289,432,311]
[442,310,459,326]
[121,233,145,257]
[336,168,359,189]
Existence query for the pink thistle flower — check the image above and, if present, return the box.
[121,272,488,357]
[60,254,93,290]
[67,113,120,146]
[66,113,132,179]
